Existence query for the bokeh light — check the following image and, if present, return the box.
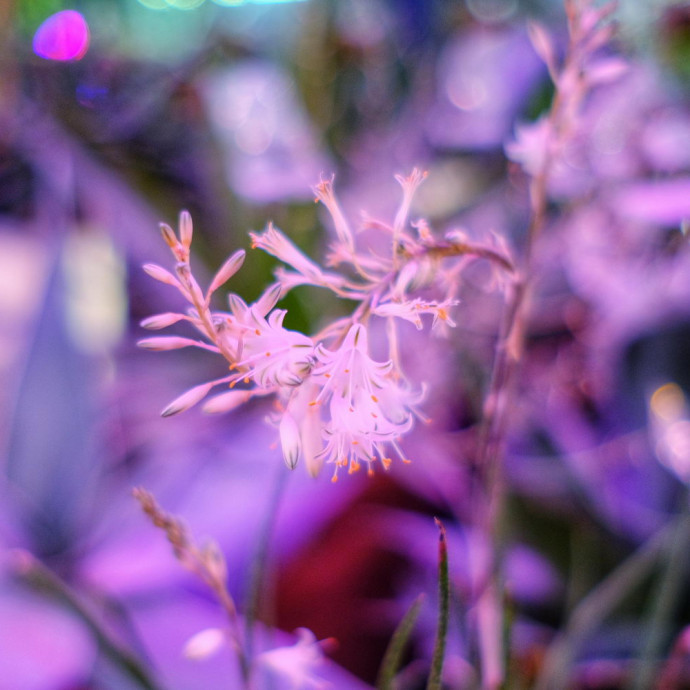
[32,10,90,62]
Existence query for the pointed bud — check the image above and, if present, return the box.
[202,390,253,414]
[140,312,187,330]
[527,21,558,80]
[138,336,201,351]
[585,57,628,87]
[279,412,301,470]
[143,263,180,287]
[159,222,178,250]
[207,249,246,297]
[161,381,215,417]
[179,210,193,249]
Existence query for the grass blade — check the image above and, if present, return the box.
[427,518,450,690]
[377,593,425,690]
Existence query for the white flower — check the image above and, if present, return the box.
[229,294,315,388]
[310,324,422,480]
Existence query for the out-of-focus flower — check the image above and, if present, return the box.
[203,62,331,203]
[254,627,331,690]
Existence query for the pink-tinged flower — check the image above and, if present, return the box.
[313,175,355,253]
[373,298,459,331]
[505,116,552,177]
[250,223,325,283]
[250,223,349,295]
[393,168,428,260]
[228,296,315,388]
[311,324,422,480]
[254,628,330,690]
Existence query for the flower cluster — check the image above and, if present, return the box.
[140,172,513,480]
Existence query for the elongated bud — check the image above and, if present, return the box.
[138,336,201,351]
[279,412,301,470]
[159,222,178,250]
[161,381,215,417]
[179,210,193,249]
[202,389,253,414]
[140,312,186,330]
[143,263,180,287]
[527,21,558,80]
[207,249,246,297]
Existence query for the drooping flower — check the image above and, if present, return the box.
[310,324,423,481]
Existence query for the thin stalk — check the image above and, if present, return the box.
[470,7,594,685]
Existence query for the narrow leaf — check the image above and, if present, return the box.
[427,518,449,690]
[376,594,425,690]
